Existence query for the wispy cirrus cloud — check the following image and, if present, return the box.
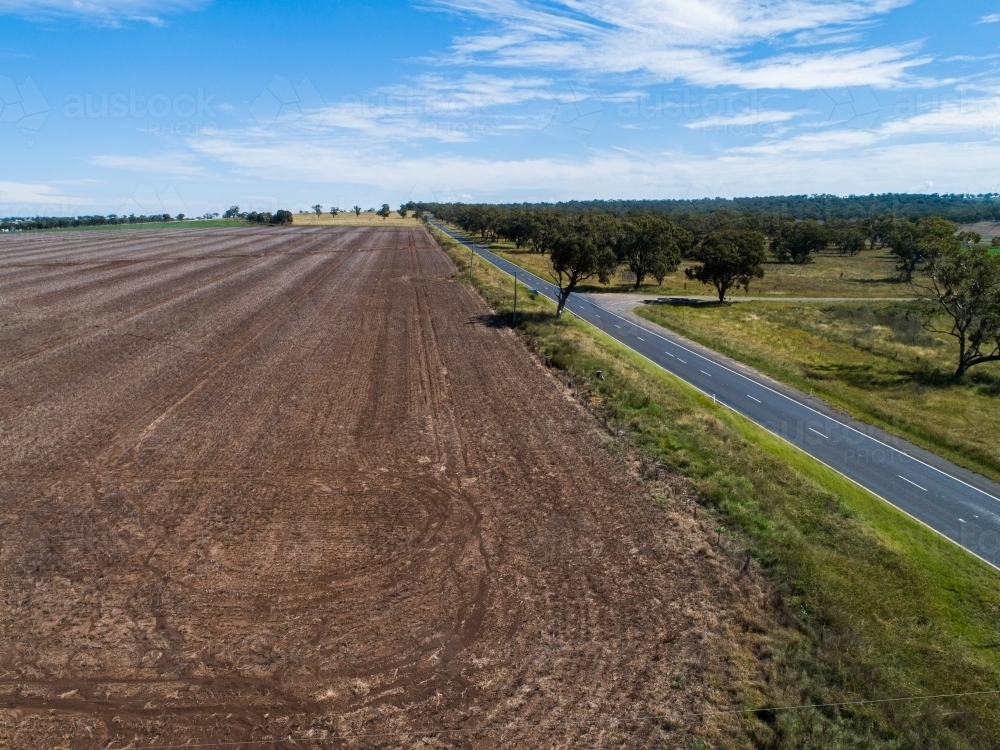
[978,13,1000,24]
[0,0,204,25]
[431,0,928,90]
[246,72,579,144]
[89,152,205,176]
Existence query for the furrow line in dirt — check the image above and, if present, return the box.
[0,225,757,748]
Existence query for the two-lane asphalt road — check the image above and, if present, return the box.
[432,220,1000,570]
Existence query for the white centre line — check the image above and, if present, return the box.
[959,518,966,523]
[665,352,675,358]
[614,324,621,329]
[898,475,928,492]
[637,336,645,341]
[747,394,761,403]
[700,370,712,377]
[677,358,687,364]
[808,427,828,439]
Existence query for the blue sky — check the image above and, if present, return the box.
[1,0,1000,216]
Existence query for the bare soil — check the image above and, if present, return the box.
[0,226,765,748]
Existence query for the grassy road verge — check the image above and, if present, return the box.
[431,224,1000,749]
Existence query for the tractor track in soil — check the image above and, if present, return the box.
[0,226,766,748]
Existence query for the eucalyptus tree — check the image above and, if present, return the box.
[549,217,617,317]
[685,228,767,302]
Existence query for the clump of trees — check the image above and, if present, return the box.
[245,209,293,226]
[426,203,773,307]
[615,214,680,289]
[377,204,392,220]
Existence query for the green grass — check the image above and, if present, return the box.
[633,301,1000,484]
[450,226,910,299]
[432,224,1000,749]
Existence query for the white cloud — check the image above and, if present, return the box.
[381,73,554,115]
[0,0,203,24]
[685,109,802,129]
[0,180,92,215]
[237,73,579,147]
[978,13,1000,24]
[175,116,1000,201]
[0,180,75,203]
[89,152,205,176]
[432,0,928,90]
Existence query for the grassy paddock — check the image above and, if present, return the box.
[292,211,420,226]
[634,301,1000,484]
[447,225,909,298]
[430,224,1000,749]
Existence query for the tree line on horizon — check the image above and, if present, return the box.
[417,192,1000,223]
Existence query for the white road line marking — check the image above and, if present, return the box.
[808,427,828,439]
[665,352,675,357]
[614,324,621,328]
[700,370,712,377]
[747,394,761,403]
[898,475,928,492]
[677,358,687,364]
[637,336,645,341]
[959,518,966,523]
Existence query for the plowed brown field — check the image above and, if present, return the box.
[0,226,757,748]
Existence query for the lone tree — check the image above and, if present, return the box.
[398,204,408,219]
[549,218,617,317]
[916,241,1000,378]
[377,203,392,220]
[312,204,323,216]
[685,228,767,302]
[329,206,339,217]
[353,205,362,217]
[223,205,240,219]
[616,215,680,289]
